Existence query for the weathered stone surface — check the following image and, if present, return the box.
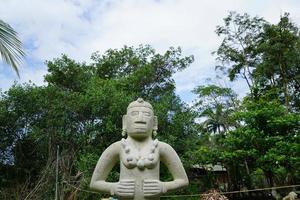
[90,98,188,200]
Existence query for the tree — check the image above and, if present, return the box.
[215,12,300,111]
[193,85,239,134]
[214,12,266,94]
[197,12,300,192]
[192,85,241,191]
[224,96,300,187]
[0,20,25,77]
[0,45,198,199]
[255,13,300,111]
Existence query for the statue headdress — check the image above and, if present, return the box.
[127,98,153,111]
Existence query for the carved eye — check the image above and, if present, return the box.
[131,111,139,116]
[143,112,151,117]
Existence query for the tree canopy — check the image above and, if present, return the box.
[0,45,198,199]
[195,12,300,194]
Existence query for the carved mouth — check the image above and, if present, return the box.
[135,121,146,125]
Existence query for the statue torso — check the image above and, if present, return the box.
[119,138,161,200]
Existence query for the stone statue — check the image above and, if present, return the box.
[90,98,189,200]
[282,192,297,200]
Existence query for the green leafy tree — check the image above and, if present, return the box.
[192,85,241,191]
[197,12,300,192]
[214,12,266,94]
[215,12,300,111]
[0,45,198,199]
[224,97,300,187]
[255,13,300,110]
[193,85,239,134]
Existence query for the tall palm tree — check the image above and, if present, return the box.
[201,104,231,134]
[0,20,25,77]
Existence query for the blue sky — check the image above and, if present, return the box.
[1,0,300,103]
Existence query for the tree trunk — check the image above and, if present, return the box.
[279,62,289,111]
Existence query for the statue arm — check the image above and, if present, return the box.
[159,142,189,193]
[90,141,120,194]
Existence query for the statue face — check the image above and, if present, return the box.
[126,106,154,139]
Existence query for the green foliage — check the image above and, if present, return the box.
[214,11,266,89]
[255,13,300,110]
[0,45,197,199]
[193,85,239,134]
[224,98,300,186]
[194,11,300,192]
[215,11,300,110]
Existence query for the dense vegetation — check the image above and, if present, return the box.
[0,12,299,199]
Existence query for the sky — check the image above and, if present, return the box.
[1,0,300,103]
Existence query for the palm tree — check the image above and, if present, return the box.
[0,20,25,77]
[201,105,228,134]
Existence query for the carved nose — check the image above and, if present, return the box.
[138,112,143,119]
[136,112,146,123]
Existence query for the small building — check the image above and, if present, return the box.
[188,164,228,191]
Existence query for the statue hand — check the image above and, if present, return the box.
[112,179,135,198]
[143,179,164,197]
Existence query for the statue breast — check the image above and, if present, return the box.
[120,138,159,170]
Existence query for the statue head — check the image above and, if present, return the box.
[122,98,158,139]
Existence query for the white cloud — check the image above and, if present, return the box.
[0,0,300,102]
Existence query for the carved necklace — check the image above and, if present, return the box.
[121,138,159,170]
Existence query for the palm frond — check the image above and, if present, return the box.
[0,20,25,77]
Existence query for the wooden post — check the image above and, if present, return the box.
[55,145,59,200]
